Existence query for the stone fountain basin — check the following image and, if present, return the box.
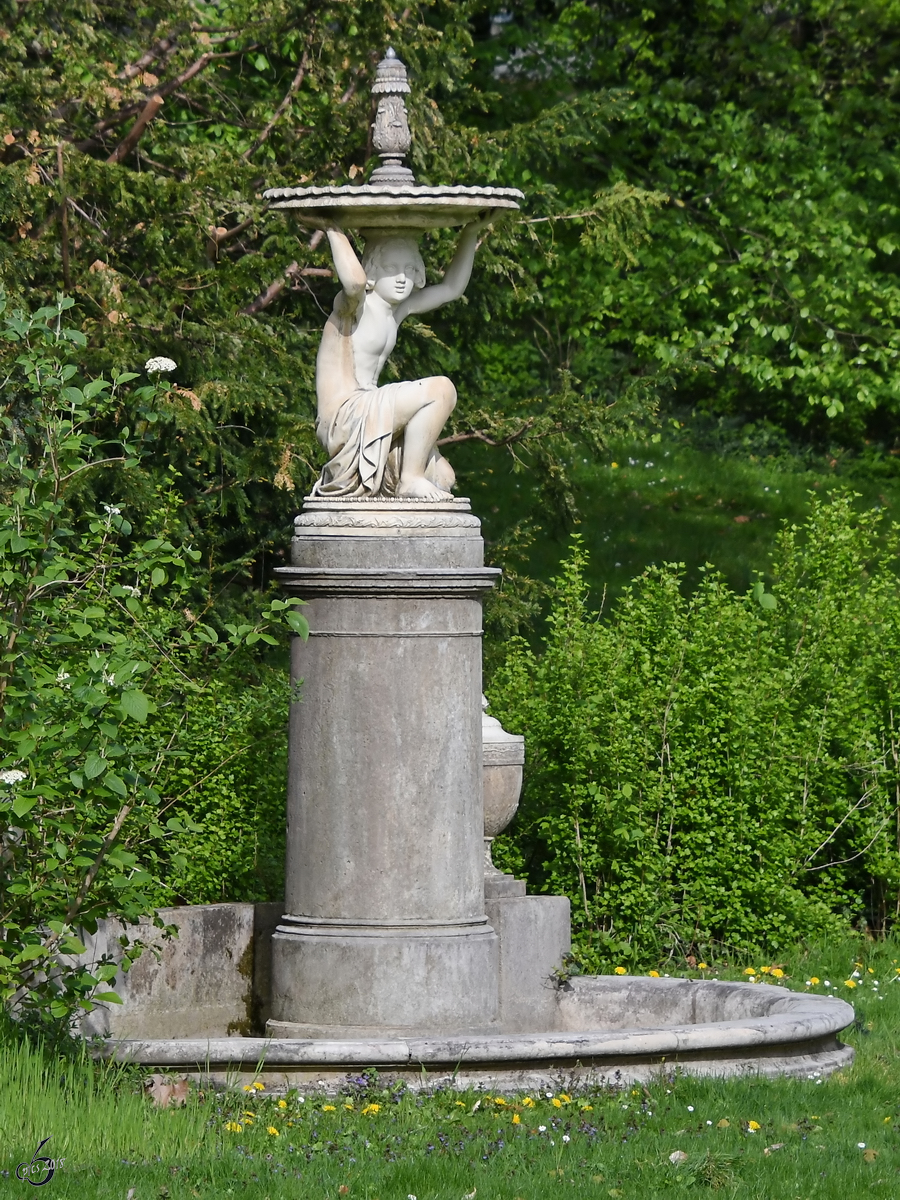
[101,976,854,1092]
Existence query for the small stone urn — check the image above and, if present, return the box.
[482,697,525,894]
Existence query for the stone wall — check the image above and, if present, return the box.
[78,902,282,1039]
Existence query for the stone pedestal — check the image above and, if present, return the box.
[268,497,500,1037]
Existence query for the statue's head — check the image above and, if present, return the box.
[362,234,426,302]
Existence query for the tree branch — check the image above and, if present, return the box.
[206,215,255,261]
[438,419,537,448]
[76,47,256,152]
[106,94,165,164]
[119,36,179,81]
[241,262,332,316]
[242,49,310,161]
[56,144,71,289]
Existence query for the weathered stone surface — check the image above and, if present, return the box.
[270,498,500,1036]
[486,895,571,1033]
[102,975,855,1088]
[77,902,281,1039]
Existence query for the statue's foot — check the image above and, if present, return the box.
[397,475,452,499]
[426,452,456,493]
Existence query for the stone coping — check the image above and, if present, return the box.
[99,978,853,1069]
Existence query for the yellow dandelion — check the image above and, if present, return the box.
[361,1103,381,1115]
[552,1099,562,1108]
[809,976,820,985]
[648,970,660,978]
[698,962,708,970]
[559,1093,572,1103]
[614,966,628,975]
[323,1104,337,1112]
[581,1104,593,1112]
[522,1097,535,1107]
[225,1121,242,1133]
[344,1102,354,1110]
[455,1100,466,1107]
[844,979,857,989]
[743,968,756,976]
[267,1126,279,1136]
[760,966,772,975]
[770,968,785,979]
[277,1099,287,1109]
[495,1097,507,1106]
[512,1114,521,1124]
[242,1112,255,1120]
[747,1120,761,1131]
[868,967,875,974]
[242,1084,254,1092]
[884,1116,892,1124]
[252,1081,265,1091]
[611,462,619,469]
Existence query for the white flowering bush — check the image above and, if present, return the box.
[0,296,307,1026]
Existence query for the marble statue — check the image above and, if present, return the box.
[311,219,490,499]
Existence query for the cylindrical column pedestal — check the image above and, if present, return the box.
[268,497,500,1037]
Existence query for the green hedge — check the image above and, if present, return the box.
[150,676,288,906]
[488,496,900,969]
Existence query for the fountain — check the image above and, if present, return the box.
[94,48,854,1089]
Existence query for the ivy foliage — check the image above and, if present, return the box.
[489,497,900,967]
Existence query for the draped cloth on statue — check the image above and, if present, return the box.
[311,384,405,497]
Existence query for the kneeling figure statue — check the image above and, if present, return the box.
[312,219,488,499]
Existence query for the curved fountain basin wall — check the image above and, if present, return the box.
[102,976,854,1091]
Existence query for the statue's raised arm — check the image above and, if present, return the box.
[265,46,521,499]
[313,221,490,499]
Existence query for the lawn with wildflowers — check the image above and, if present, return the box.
[4,939,900,1197]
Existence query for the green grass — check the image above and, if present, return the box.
[5,938,900,1197]
[466,432,900,613]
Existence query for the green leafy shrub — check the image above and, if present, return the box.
[489,496,900,969]
[0,296,304,1026]
[147,679,288,905]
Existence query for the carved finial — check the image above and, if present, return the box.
[370,47,416,186]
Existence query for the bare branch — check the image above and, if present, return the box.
[438,418,537,448]
[56,144,71,289]
[119,36,179,81]
[67,197,108,237]
[242,49,310,161]
[106,94,165,164]
[241,262,332,316]
[206,215,255,261]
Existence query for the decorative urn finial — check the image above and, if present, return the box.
[369,47,416,186]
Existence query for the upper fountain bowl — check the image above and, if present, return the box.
[263,182,524,232]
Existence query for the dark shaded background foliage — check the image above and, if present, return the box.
[3,1,899,617]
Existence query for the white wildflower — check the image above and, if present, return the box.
[102,672,116,686]
[538,1125,546,1132]
[102,504,122,516]
[0,769,27,785]
[562,1134,570,1143]
[56,670,71,684]
[120,585,141,598]
[144,356,177,374]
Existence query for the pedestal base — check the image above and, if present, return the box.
[268,919,499,1037]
